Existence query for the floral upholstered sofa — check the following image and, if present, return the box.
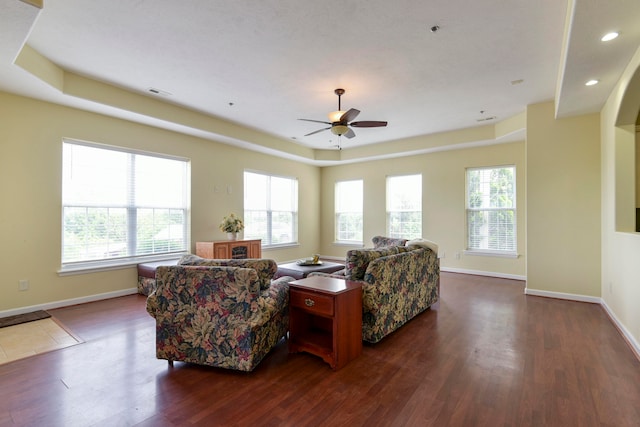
[310,236,439,343]
[146,255,294,371]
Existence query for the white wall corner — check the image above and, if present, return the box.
[524,287,601,303]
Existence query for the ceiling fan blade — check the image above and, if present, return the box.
[304,127,331,137]
[341,108,360,123]
[299,118,332,125]
[343,128,356,139]
[350,121,388,128]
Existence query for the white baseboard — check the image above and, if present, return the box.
[441,267,526,281]
[0,288,138,318]
[523,288,601,304]
[600,299,640,361]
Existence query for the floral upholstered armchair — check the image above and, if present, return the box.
[146,256,293,372]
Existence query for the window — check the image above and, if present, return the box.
[466,166,516,255]
[244,171,298,246]
[62,140,190,270]
[335,180,363,243]
[386,174,422,239]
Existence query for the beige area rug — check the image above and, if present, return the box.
[0,318,82,365]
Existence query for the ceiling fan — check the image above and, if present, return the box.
[299,88,388,139]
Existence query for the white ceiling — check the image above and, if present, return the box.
[1,0,639,162]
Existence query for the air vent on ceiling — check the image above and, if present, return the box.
[476,116,497,122]
[147,87,172,97]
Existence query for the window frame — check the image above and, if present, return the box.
[386,174,422,240]
[465,165,517,258]
[60,139,191,274]
[243,170,298,248]
[334,179,364,244]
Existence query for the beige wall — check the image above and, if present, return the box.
[525,102,601,297]
[601,45,640,351]
[319,142,527,278]
[0,92,320,313]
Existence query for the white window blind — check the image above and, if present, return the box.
[62,140,190,269]
[386,174,422,239]
[335,180,363,243]
[244,171,298,246]
[466,166,516,254]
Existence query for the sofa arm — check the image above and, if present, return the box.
[271,275,296,286]
[146,289,160,318]
[247,276,290,327]
[307,269,346,279]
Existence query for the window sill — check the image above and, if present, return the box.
[463,250,519,259]
[58,253,186,276]
[333,241,364,247]
[262,242,300,250]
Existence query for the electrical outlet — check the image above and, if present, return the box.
[440,250,445,259]
[455,252,461,260]
[19,279,29,291]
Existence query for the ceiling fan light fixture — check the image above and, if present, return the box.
[331,124,349,135]
[328,110,346,123]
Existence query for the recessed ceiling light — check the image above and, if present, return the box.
[585,79,599,86]
[601,32,619,42]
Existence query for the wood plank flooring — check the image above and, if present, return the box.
[1,272,639,426]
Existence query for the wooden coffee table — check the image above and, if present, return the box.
[288,276,362,370]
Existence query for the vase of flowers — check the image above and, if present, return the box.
[219,213,244,240]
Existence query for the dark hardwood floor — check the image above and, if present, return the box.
[1,272,639,426]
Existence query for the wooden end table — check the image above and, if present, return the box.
[288,276,362,370]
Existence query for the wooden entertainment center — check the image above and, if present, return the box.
[195,239,261,259]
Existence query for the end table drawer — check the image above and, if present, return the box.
[290,290,334,316]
